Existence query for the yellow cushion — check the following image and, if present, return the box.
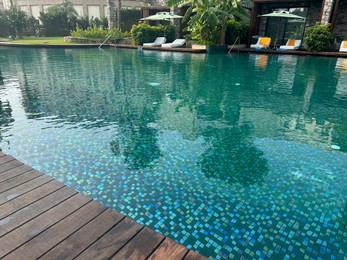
[287,39,296,46]
[344,41,347,48]
[259,37,270,46]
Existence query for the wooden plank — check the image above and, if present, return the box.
[111,227,165,260]
[0,159,23,174]
[0,180,64,219]
[0,151,6,157]
[0,185,77,237]
[0,193,90,258]
[75,218,143,259]
[0,174,52,205]
[148,238,189,260]
[0,170,43,193]
[40,209,124,260]
[0,155,16,165]
[4,200,107,259]
[183,250,208,260]
[0,164,33,183]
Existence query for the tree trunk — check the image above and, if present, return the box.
[170,6,181,39]
[117,0,121,30]
[106,0,116,29]
[218,25,226,45]
[218,21,227,45]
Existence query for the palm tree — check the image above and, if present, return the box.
[106,0,122,29]
[117,0,121,29]
[168,0,250,44]
[61,0,77,19]
[106,0,116,29]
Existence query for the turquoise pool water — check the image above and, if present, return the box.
[0,47,346,259]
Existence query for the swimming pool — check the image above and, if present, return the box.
[0,47,346,259]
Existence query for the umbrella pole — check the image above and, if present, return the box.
[273,18,281,49]
[282,19,288,44]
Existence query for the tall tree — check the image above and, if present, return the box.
[61,0,78,19]
[106,0,121,29]
[1,5,28,38]
[39,0,77,36]
[117,0,121,29]
[106,0,116,29]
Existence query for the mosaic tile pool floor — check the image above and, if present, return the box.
[0,47,346,259]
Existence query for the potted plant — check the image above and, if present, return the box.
[167,0,251,53]
[304,22,333,52]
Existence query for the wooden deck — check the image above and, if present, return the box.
[114,44,207,53]
[0,151,207,260]
[229,47,347,58]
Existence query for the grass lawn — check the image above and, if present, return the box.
[9,37,77,45]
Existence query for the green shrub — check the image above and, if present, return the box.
[225,20,248,45]
[304,22,333,52]
[70,25,130,39]
[71,25,107,38]
[131,23,176,45]
[76,16,90,30]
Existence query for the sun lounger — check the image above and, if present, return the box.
[250,37,271,49]
[339,41,347,52]
[279,39,301,50]
[161,39,186,48]
[143,37,166,47]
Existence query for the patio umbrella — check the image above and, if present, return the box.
[140,12,184,40]
[260,10,305,48]
[260,10,305,20]
[141,12,183,21]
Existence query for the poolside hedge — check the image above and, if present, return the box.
[131,23,176,45]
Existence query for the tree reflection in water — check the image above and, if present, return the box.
[110,107,162,170]
[0,100,14,142]
[198,124,268,186]
[110,125,162,170]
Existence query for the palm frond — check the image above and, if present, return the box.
[167,0,192,7]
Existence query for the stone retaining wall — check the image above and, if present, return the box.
[334,0,347,39]
[64,36,132,45]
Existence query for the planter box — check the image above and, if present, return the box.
[192,44,206,50]
[64,36,105,44]
[192,44,228,53]
[64,36,132,45]
[206,45,228,53]
[228,44,247,49]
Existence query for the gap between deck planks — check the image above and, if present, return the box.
[0,151,207,260]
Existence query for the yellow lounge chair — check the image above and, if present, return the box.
[279,39,301,50]
[339,41,347,52]
[250,37,271,49]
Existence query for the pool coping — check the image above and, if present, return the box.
[228,47,347,58]
[114,44,207,53]
[2,41,347,57]
[0,42,206,53]
[0,42,108,48]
